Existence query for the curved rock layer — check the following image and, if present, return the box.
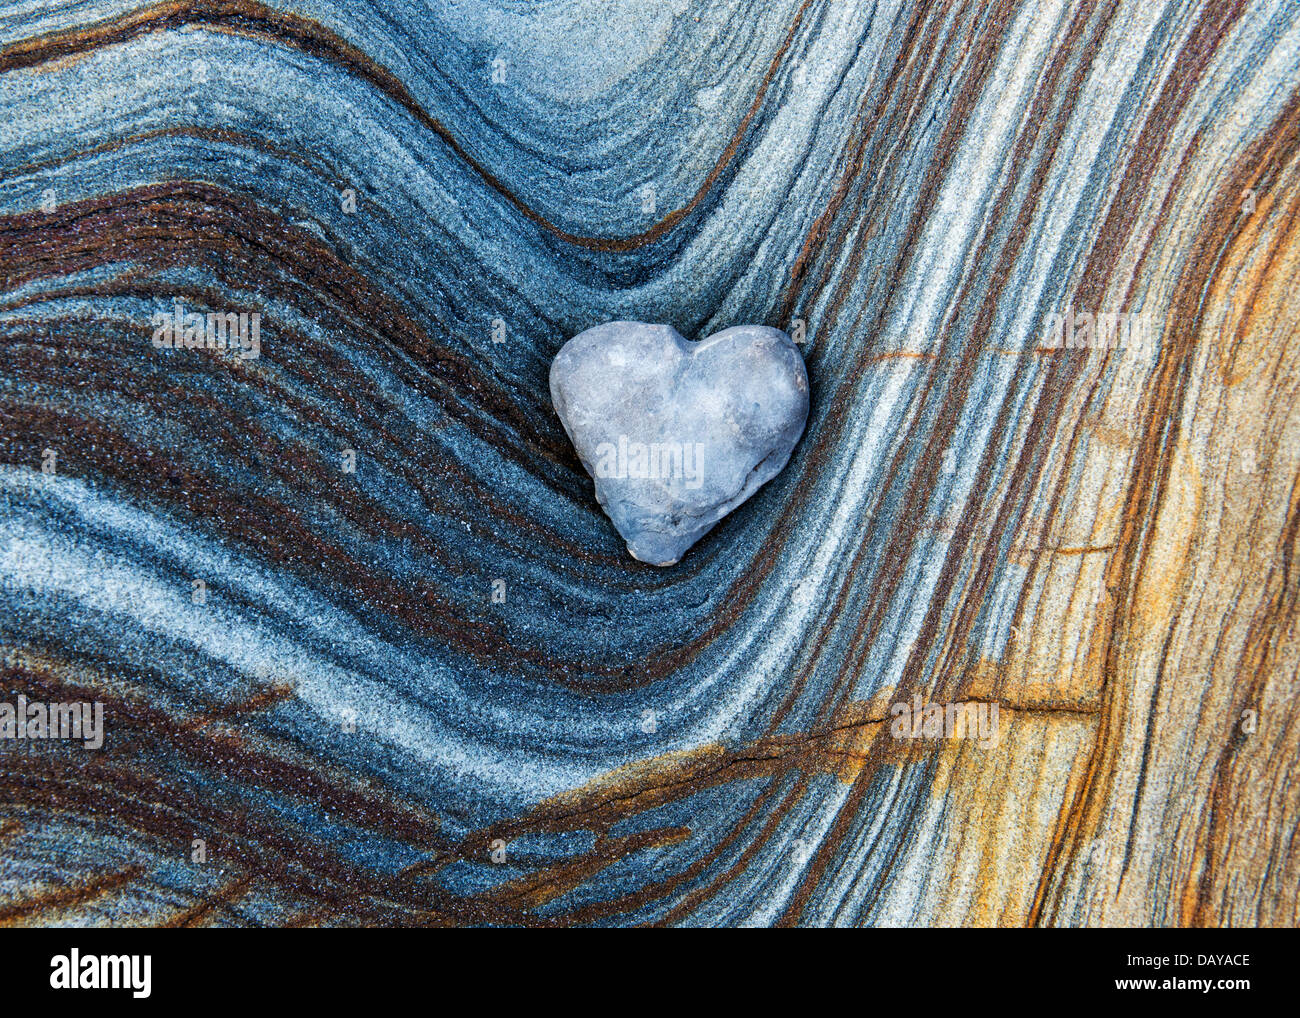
[1,0,1298,926]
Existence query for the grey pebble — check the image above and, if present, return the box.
[550,321,809,565]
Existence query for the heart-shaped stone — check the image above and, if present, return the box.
[550,322,809,565]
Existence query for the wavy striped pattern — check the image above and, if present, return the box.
[1,0,1298,926]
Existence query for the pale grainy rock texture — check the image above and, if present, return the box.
[550,322,809,565]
